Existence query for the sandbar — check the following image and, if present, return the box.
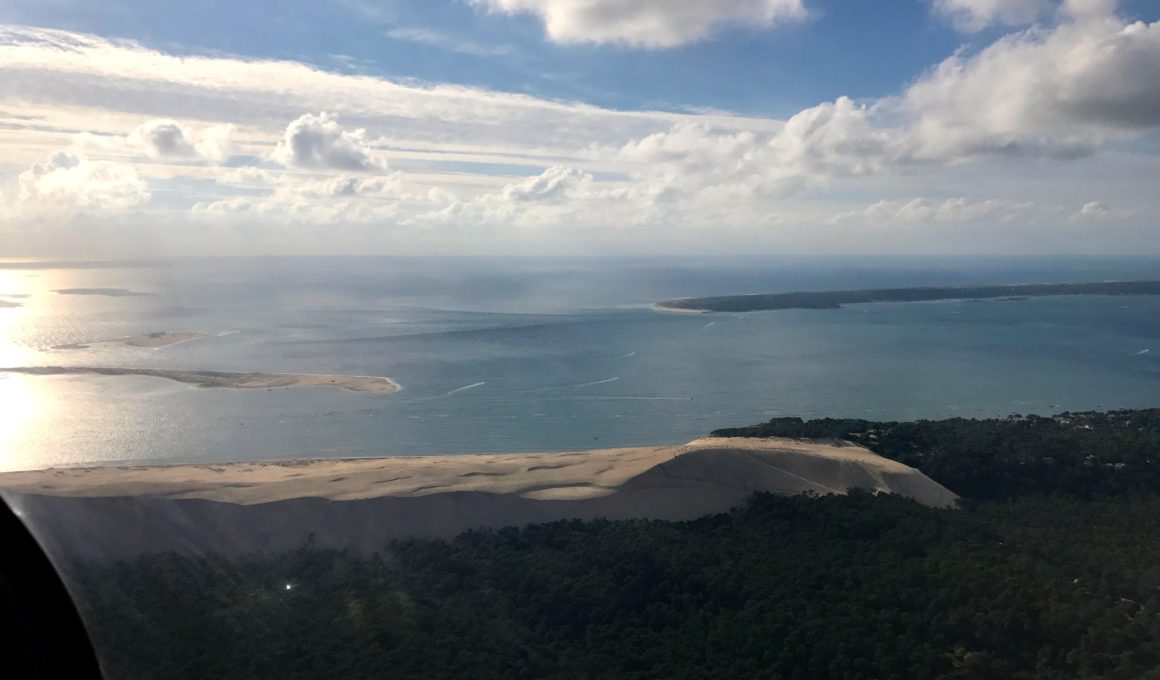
[53,288,149,297]
[54,331,206,350]
[0,366,400,393]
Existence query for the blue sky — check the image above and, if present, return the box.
[0,0,1159,256]
[8,0,1152,114]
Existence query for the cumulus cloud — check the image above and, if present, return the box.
[608,5,1160,206]
[127,119,235,160]
[500,166,592,203]
[905,5,1160,158]
[15,151,149,213]
[933,0,1048,32]
[1073,200,1138,221]
[128,120,196,157]
[614,97,914,201]
[271,113,385,171]
[468,0,806,48]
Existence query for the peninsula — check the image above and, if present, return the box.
[655,279,1160,312]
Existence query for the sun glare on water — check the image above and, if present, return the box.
[0,269,48,472]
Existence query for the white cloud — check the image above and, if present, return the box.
[128,119,196,158]
[219,166,279,186]
[609,7,1160,205]
[500,165,591,203]
[194,172,443,225]
[468,0,806,48]
[127,119,235,161]
[830,197,1040,225]
[613,97,914,202]
[0,24,776,166]
[196,124,235,161]
[933,0,1048,32]
[1073,199,1138,221]
[271,112,384,171]
[905,7,1160,158]
[14,151,149,213]
[2,12,1159,254]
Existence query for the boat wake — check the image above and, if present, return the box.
[570,376,619,388]
[445,381,486,396]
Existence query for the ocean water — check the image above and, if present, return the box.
[2,256,1159,472]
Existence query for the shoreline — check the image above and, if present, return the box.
[650,302,707,314]
[0,366,401,393]
[654,280,1160,313]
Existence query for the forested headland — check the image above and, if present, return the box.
[66,411,1160,679]
[655,280,1160,312]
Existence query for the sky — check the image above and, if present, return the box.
[0,0,1158,257]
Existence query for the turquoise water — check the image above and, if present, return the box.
[2,256,1159,470]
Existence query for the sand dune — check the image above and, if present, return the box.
[0,438,956,560]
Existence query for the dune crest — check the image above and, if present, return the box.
[1,438,956,560]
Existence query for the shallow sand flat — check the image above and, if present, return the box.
[0,438,956,559]
[53,288,148,297]
[0,366,400,393]
[55,331,206,350]
[124,331,206,348]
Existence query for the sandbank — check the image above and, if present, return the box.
[54,331,206,350]
[0,366,400,393]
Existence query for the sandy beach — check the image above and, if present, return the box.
[0,366,401,393]
[1,438,956,559]
[650,302,707,314]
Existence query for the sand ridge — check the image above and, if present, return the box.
[1,438,957,559]
[0,437,953,507]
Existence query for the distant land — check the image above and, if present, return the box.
[654,280,1160,312]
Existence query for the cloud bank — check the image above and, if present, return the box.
[0,0,1157,255]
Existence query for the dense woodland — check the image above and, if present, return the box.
[713,410,1160,500]
[67,411,1160,679]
